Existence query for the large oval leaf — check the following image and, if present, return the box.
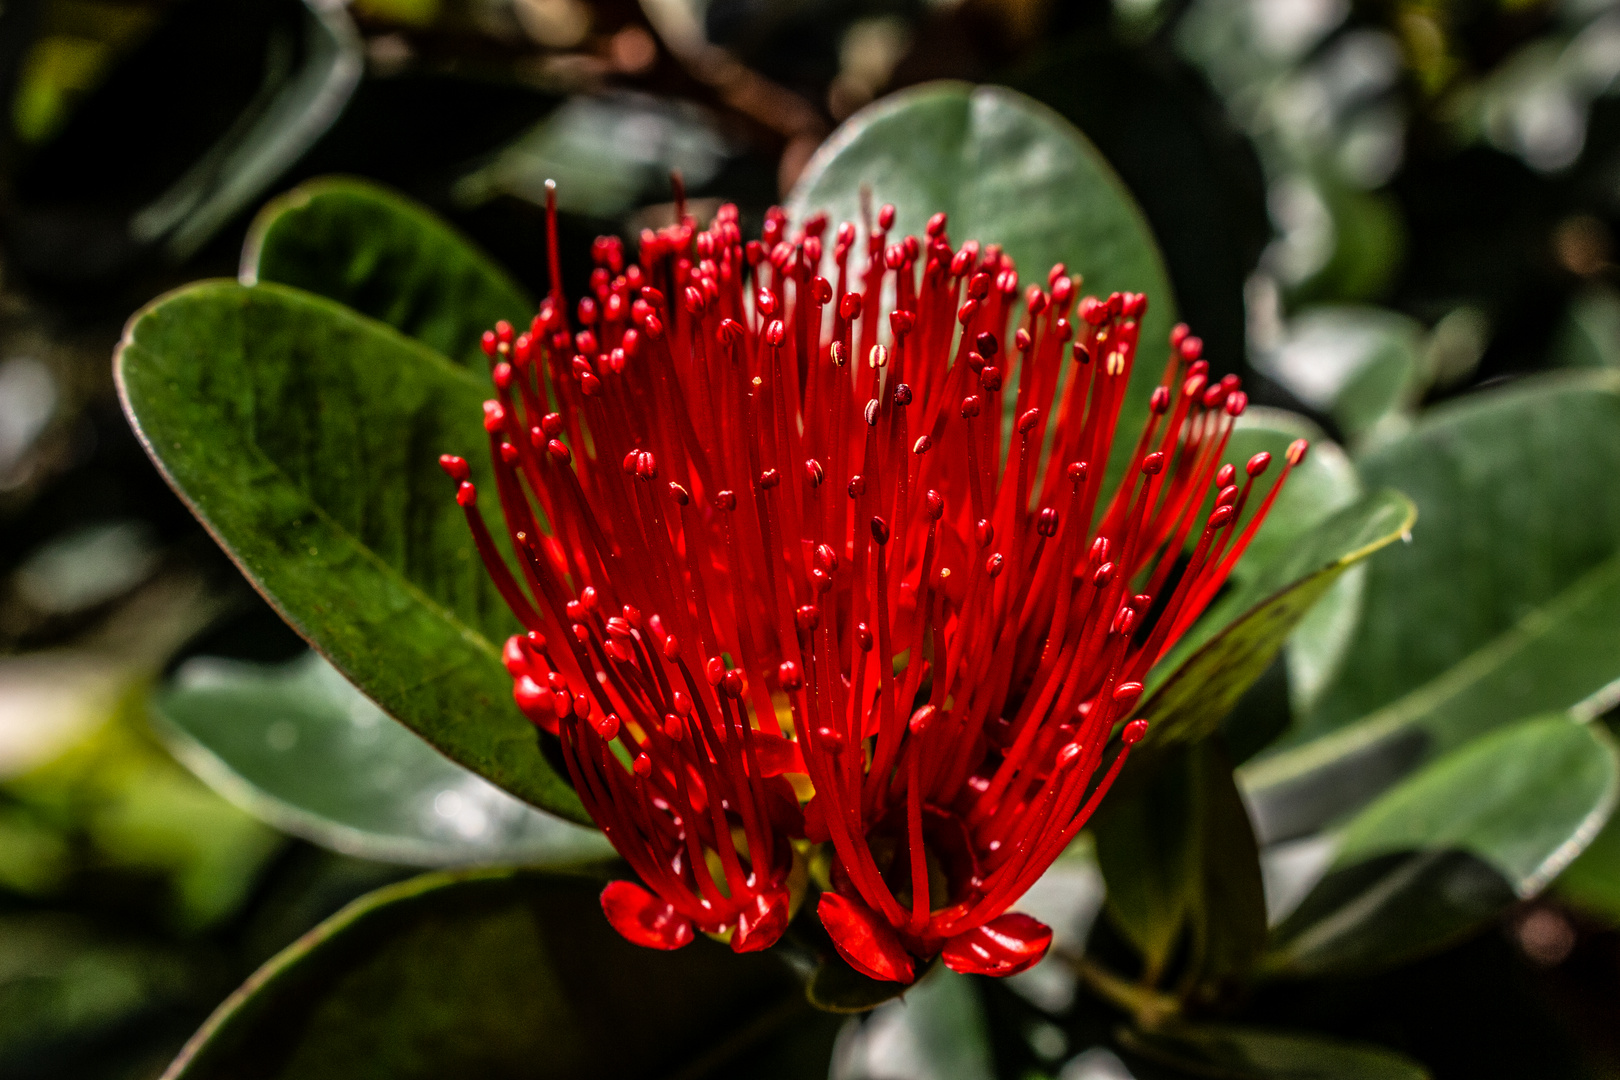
[163,867,838,1080]
[153,652,613,867]
[785,81,1175,488]
[1118,1022,1430,1079]
[115,280,584,822]
[1243,372,1620,840]
[241,177,532,367]
[1262,714,1619,977]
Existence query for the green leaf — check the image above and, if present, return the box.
[1263,714,1619,977]
[831,967,994,1080]
[152,652,614,867]
[1118,1022,1430,1079]
[242,177,533,367]
[116,280,585,822]
[1135,489,1415,754]
[1551,285,1620,370]
[163,867,838,1080]
[1251,307,1425,444]
[1242,372,1620,840]
[785,81,1176,489]
[1557,794,1620,924]
[1094,740,1267,989]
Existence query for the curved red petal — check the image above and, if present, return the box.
[941,913,1052,977]
[732,891,790,953]
[818,892,916,983]
[600,880,694,950]
[752,731,806,777]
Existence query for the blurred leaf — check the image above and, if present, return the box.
[116,280,587,823]
[1556,794,1620,923]
[1263,714,1618,976]
[1289,179,1405,307]
[1119,1021,1430,1079]
[1251,307,1425,444]
[163,867,838,1080]
[1137,489,1414,754]
[1551,285,1620,370]
[1243,372,1620,840]
[806,953,925,1014]
[1095,740,1266,988]
[242,177,532,367]
[831,967,993,1080]
[153,651,613,867]
[785,80,1175,492]
[0,806,70,896]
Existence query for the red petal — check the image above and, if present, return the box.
[752,731,805,777]
[802,796,830,843]
[941,913,1052,977]
[732,891,789,953]
[600,881,694,950]
[818,892,915,983]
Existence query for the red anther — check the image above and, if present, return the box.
[1188,359,1209,379]
[1113,606,1139,635]
[913,435,934,455]
[815,543,839,573]
[669,481,691,505]
[951,249,974,275]
[894,383,914,407]
[580,373,602,396]
[1142,452,1165,475]
[817,727,845,752]
[1131,593,1153,611]
[1093,562,1115,587]
[622,450,640,476]
[926,211,948,237]
[871,516,891,545]
[884,244,905,270]
[796,604,821,631]
[1150,386,1171,414]
[811,276,834,304]
[1025,287,1048,316]
[714,490,737,511]
[622,605,643,629]
[847,474,866,499]
[1014,328,1033,356]
[633,753,653,778]
[864,400,881,427]
[1179,335,1203,360]
[1209,504,1235,528]
[997,269,1020,295]
[1170,322,1190,348]
[482,400,505,432]
[967,350,987,373]
[636,452,658,479]
[1246,451,1272,477]
[663,635,681,660]
[575,329,598,355]
[604,349,625,375]
[1079,296,1107,325]
[1287,438,1309,466]
[492,362,513,391]
[765,319,786,346]
[499,442,520,465]
[664,713,685,740]
[925,490,945,520]
[744,239,763,264]
[705,656,726,686]
[1055,742,1082,770]
[1122,719,1150,745]
[595,714,620,741]
[581,586,600,612]
[541,412,565,437]
[1018,408,1041,434]
[839,293,862,320]
[968,272,992,301]
[856,623,873,652]
[669,690,691,718]
[512,333,533,366]
[837,221,856,246]
[1037,508,1060,537]
[456,481,477,507]
[438,454,470,482]
[976,519,995,548]
[683,286,705,315]
[811,568,832,594]
[606,617,633,640]
[1124,293,1148,318]
[979,366,1003,392]
[1112,681,1144,707]
[1106,292,1123,316]
[778,660,805,691]
[721,669,745,698]
[890,310,916,338]
[1216,463,1236,487]
[1073,342,1091,365]
[1183,373,1207,399]
[805,236,824,266]
[958,299,980,325]
[481,330,498,358]
[1068,461,1089,483]
[1202,383,1227,409]
[805,459,826,487]
[759,468,781,491]
[909,704,937,735]
[985,552,1004,577]
[877,203,896,230]
[718,318,744,347]
[547,439,572,463]
[1216,484,1239,507]
[1226,391,1249,417]
[642,313,665,339]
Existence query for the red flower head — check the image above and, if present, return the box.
[442,188,1304,981]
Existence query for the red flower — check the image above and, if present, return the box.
[442,188,1303,978]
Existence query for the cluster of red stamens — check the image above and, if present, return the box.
[439,187,1304,983]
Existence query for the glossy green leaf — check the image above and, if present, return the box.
[163,867,838,1080]
[152,652,613,868]
[1095,740,1267,987]
[1135,489,1415,755]
[1557,794,1620,924]
[1263,715,1619,977]
[785,81,1175,487]
[1251,306,1425,444]
[1119,1022,1430,1079]
[242,177,532,367]
[1243,373,1620,840]
[831,967,993,1080]
[116,280,585,822]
